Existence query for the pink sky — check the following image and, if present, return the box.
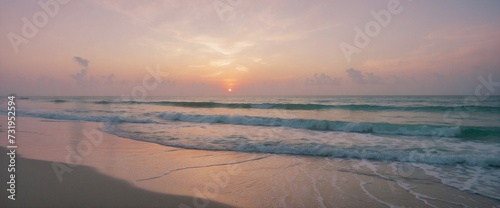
[1,0,499,96]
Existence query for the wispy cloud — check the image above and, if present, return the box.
[92,0,338,64]
[235,65,248,72]
[210,59,232,67]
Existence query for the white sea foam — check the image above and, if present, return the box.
[99,122,500,167]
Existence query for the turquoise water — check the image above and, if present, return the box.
[2,95,500,200]
[6,95,500,164]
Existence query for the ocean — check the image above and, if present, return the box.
[3,95,500,200]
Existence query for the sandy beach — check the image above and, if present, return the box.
[1,116,499,207]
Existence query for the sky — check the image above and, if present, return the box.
[1,0,499,96]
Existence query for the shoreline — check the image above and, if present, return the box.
[1,116,499,207]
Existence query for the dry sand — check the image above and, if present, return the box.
[1,116,499,207]
[0,146,234,208]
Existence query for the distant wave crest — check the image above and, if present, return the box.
[88,100,500,112]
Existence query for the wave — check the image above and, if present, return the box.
[52,99,67,103]
[15,110,500,139]
[94,100,112,104]
[158,112,500,139]
[12,109,500,167]
[101,124,500,167]
[19,111,156,124]
[92,100,500,112]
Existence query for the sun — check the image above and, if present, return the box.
[228,88,232,92]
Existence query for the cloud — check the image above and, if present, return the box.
[73,56,89,68]
[204,71,223,77]
[71,56,90,85]
[105,73,115,84]
[306,73,340,86]
[346,68,382,84]
[235,64,248,72]
[188,38,255,56]
[346,68,364,83]
[94,0,337,66]
[210,59,232,67]
[365,72,383,84]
